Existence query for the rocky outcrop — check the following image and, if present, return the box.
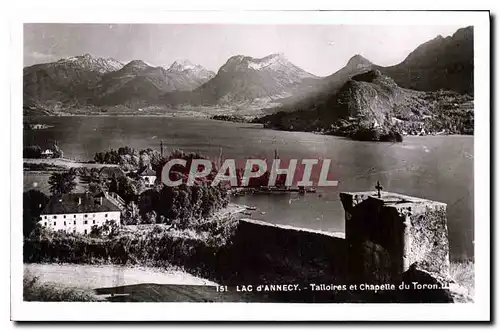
[257,66,474,138]
[401,263,473,303]
[262,25,473,126]
[258,70,428,133]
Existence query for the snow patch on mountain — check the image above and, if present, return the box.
[60,53,124,73]
[247,53,287,70]
[168,60,197,72]
[166,60,215,82]
[220,53,317,80]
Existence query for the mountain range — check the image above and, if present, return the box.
[23,55,215,109]
[23,26,473,114]
[93,59,215,107]
[160,53,321,107]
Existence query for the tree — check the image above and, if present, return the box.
[87,182,103,194]
[48,170,77,195]
[139,148,163,170]
[119,154,140,172]
[80,168,107,193]
[23,190,49,237]
[52,144,63,158]
[109,175,138,203]
[142,211,157,224]
[94,152,106,164]
[93,146,139,169]
[137,179,228,229]
[118,146,134,156]
[23,145,42,158]
[139,152,150,169]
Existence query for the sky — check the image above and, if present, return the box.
[24,24,466,77]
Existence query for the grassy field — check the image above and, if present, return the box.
[24,171,87,195]
[23,157,120,195]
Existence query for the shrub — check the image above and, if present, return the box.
[23,215,239,281]
[450,260,475,297]
[23,274,98,302]
[90,220,120,238]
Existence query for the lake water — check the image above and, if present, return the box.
[24,116,474,260]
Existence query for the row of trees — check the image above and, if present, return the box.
[93,146,163,172]
[93,146,288,189]
[93,147,139,171]
[136,183,229,228]
[123,150,229,226]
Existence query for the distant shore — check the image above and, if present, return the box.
[23,104,269,119]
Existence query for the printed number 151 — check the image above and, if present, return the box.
[216,285,228,292]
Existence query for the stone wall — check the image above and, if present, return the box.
[340,191,450,285]
[227,191,458,302]
[225,219,348,302]
[233,219,346,283]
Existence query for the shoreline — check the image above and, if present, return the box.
[23,114,475,139]
[22,114,473,137]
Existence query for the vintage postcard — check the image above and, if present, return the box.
[10,10,490,321]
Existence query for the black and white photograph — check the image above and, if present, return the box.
[9,9,491,322]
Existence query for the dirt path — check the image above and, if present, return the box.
[25,263,216,290]
[24,263,258,302]
[24,158,119,169]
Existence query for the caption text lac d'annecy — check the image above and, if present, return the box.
[216,282,450,293]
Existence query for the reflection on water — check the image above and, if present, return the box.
[24,116,474,260]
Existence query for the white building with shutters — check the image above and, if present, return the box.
[39,192,121,234]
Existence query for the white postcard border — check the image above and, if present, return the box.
[10,9,490,321]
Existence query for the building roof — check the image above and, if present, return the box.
[138,166,156,176]
[41,193,121,215]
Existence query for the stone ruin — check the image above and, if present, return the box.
[227,190,471,302]
[340,191,471,302]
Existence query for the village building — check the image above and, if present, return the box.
[39,192,121,234]
[30,124,45,130]
[41,149,54,158]
[137,165,157,187]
